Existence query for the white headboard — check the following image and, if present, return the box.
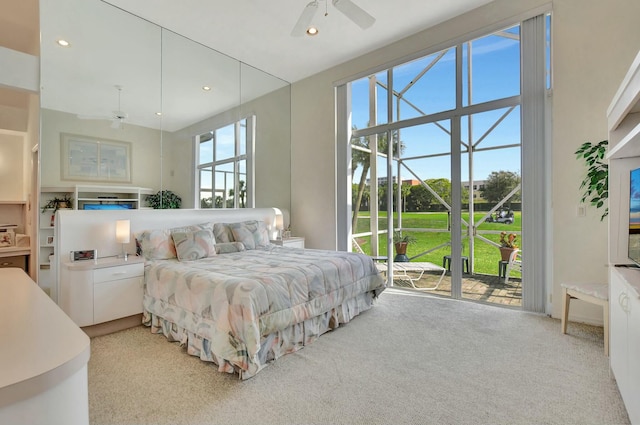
[53,208,282,303]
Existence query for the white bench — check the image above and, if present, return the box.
[376,261,446,290]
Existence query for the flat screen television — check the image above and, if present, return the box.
[82,203,133,210]
[628,167,640,265]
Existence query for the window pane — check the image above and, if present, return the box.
[215,124,235,161]
[393,48,456,121]
[200,190,213,209]
[464,25,521,105]
[399,121,451,161]
[199,167,212,190]
[198,132,213,165]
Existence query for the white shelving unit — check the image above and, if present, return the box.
[38,185,153,295]
[607,49,640,425]
[73,185,154,210]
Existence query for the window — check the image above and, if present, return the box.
[343,14,551,312]
[196,117,253,209]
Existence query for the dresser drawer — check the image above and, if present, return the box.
[94,276,144,323]
[94,262,143,283]
[0,255,27,270]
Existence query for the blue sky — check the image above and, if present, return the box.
[350,24,523,184]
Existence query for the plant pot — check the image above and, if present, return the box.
[500,247,517,262]
[394,242,409,262]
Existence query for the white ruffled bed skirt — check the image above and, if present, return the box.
[142,291,378,379]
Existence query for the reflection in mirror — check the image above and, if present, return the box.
[40,0,162,191]
[39,0,161,298]
[159,29,241,209]
[40,0,291,215]
[240,63,291,212]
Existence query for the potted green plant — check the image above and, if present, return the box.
[575,140,608,221]
[393,231,417,262]
[499,231,518,261]
[146,190,182,209]
[41,193,74,214]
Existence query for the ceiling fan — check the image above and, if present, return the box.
[77,85,128,129]
[291,0,376,37]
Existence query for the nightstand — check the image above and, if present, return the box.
[271,237,305,249]
[61,256,145,327]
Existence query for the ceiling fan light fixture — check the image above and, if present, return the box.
[306,27,319,36]
[291,1,319,37]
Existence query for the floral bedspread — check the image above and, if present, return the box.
[143,246,385,377]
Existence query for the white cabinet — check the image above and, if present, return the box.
[271,236,305,248]
[61,257,144,327]
[39,185,152,296]
[609,268,640,424]
[608,49,640,424]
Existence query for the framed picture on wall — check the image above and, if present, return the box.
[61,133,132,183]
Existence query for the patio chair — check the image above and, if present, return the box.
[504,249,521,284]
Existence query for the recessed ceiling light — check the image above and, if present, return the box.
[306,27,319,36]
[56,39,70,47]
[202,86,211,91]
[155,112,162,116]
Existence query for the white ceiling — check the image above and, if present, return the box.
[103,0,494,84]
[39,0,493,132]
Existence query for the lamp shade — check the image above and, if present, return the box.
[275,214,284,230]
[115,220,130,244]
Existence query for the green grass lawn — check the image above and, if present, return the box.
[353,211,522,276]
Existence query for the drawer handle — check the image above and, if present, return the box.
[111,272,128,276]
[619,292,629,313]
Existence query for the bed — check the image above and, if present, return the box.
[136,219,386,379]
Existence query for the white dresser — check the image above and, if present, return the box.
[271,236,305,249]
[60,256,145,327]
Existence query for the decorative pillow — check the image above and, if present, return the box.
[134,228,176,260]
[135,222,214,260]
[213,223,234,243]
[215,241,246,254]
[171,229,216,261]
[229,220,270,250]
[171,221,214,235]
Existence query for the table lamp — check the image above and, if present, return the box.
[115,219,130,260]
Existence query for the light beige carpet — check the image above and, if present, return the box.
[88,289,629,425]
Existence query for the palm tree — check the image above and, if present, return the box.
[351,130,403,231]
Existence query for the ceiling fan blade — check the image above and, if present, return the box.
[332,0,375,29]
[291,1,319,37]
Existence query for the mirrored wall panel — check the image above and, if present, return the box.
[40,0,291,210]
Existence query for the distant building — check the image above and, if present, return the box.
[401,179,421,186]
[365,176,398,186]
[462,180,487,202]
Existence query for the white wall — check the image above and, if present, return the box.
[551,0,640,322]
[290,0,640,321]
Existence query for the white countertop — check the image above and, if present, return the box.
[613,266,640,298]
[0,268,90,408]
